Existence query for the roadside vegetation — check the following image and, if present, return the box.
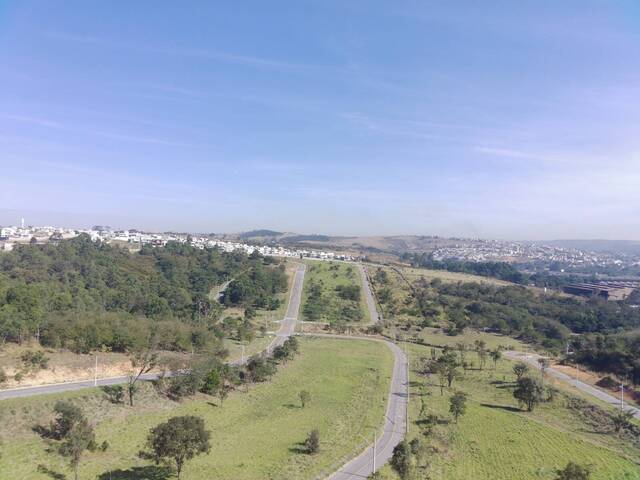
[370,264,640,393]
[301,261,368,324]
[0,237,295,387]
[0,337,393,480]
[375,331,640,480]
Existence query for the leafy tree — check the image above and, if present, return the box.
[0,368,6,384]
[127,343,158,406]
[555,462,591,480]
[390,440,413,479]
[514,376,545,412]
[305,429,320,454]
[200,369,221,396]
[611,409,634,433]
[513,362,530,381]
[474,340,487,370]
[449,391,468,423]
[489,349,502,369]
[299,390,311,408]
[102,385,125,404]
[51,401,85,440]
[144,416,211,479]
[59,417,96,480]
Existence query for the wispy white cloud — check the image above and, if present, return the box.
[0,113,64,129]
[44,31,336,72]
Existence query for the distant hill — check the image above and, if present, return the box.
[545,240,640,256]
[239,229,283,239]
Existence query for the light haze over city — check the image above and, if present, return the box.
[1,1,639,239]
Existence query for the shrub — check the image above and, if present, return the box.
[305,429,320,454]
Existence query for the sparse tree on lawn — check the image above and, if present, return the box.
[474,340,487,370]
[555,462,591,480]
[144,415,211,479]
[611,409,634,433]
[513,376,545,412]
[538,357,550,383]
[127,342,159,407]
[490,349,502,370]
[513,362,530,381]
[59,418,95,480]
[449,391,468,423]
[305,429,320,454]
[51,401,84,439]
[455,342,468,369]
[299,390,311,408]
[390,440,414,479]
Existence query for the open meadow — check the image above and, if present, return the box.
[0,337,393,480]
[375,330,640,480]
[301,261,369,324]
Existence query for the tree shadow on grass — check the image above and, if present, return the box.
[37,465,66,480]
[289,441,309,454]
[480,403,522,413]
[98,466,173,480]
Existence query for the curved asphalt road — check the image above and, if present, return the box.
[0,262,307,401]
[305,334,407,480]
[505,351,640,419]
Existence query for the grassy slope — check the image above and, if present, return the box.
[376,331,640,480]
[0,337,393,480]
[301,260,369,323]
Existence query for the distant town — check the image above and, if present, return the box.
[0,220,355,261]
[430,239,640,272]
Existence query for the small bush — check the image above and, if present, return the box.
[101,385,125,404]
[305,429,320,454]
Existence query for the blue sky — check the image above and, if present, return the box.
[1,1,639,239]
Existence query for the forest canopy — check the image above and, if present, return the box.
[0,235,287,353]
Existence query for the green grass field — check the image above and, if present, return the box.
[0,337,393,480]
[301,261,369,324]
[375,330,640,480]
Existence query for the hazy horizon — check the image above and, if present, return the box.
[2,1,640,240]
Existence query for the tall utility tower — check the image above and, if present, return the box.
[21,217,25,228]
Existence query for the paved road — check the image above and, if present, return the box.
[358,263,380,324]
[266,262,306,355]
[505,351,640,419]
[0,263,307,401]
[311,334,407,480]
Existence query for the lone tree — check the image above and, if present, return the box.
[449,391,468,423]
[51,401,96,480]
[144,415,211,479]
[305,429,320,454]
[59,418,96,480]
[514,376,545,412]
[474,340,487,370]
[51,401,85,439]
[555,462,591,480]
[299,390,311,408]
[127,342,159,407]
[538,358,551,383]
[611,409,634,434]
[513,362,530,381]
[489,349,502,370]
[390,440,414,479]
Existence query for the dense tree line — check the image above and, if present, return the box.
[0,235,287,353]
[402,254,526,284]
[571,332,640,385]
[405,278,640,383]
